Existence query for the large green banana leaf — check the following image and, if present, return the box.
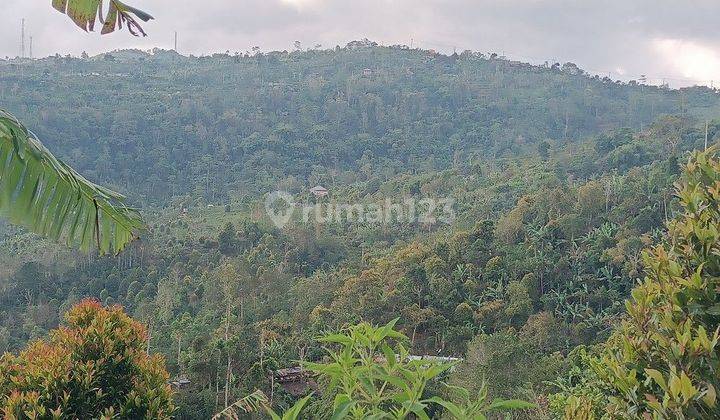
[0,110,144,255]
[52,0,153,36]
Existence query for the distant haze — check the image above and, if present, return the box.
[3,0,720,87]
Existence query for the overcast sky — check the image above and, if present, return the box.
[3,0,720,87]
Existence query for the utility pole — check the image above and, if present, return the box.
[20,19,25,58]
[680,91,686,114]
[29,36,33,59]
[174,31,178,51]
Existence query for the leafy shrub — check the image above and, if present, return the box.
[548,346,609,419]
[0,299,174,419]
[564,149,720,419]
[224,319,533,419]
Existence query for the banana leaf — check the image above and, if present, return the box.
[0,110,144,255]
[52,0,153,36]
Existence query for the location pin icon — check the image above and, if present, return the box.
[265,191,295,228]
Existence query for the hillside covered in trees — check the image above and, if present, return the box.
[2,43,720,418]
[2,42,719,204]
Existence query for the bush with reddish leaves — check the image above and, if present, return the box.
[0,299,174,419]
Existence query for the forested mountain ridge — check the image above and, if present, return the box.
[1,42,718,204]
[2,43,720,418]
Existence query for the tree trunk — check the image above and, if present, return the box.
[224,302,231,408]
[177,333,182,368]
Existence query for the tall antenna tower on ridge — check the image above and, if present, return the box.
[174,31,178,51]
[21,19,25,58]
[29,36,33,59]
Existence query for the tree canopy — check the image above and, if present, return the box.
[0,299,174,418]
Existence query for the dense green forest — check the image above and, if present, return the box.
[2,43,720,418]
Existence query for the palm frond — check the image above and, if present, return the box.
[211,390,268,419]
[52,0,154,36]
[0,110,144,255]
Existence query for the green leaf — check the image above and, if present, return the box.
[374,372,411,392]
[441,382,470,403]
[51,0,153,36]
[282,395,312,420]
[330,394,355,420]
[420,361,454,380]
[402,401,430,420]
[678,372,698,403]
[381,343,396,368]
[0,110,145,255]
[486,399,536,411]
[424,396,465,418]
[704,383,717,407]
[645,368,668,392]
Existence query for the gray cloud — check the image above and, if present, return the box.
[2,0,720,86]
